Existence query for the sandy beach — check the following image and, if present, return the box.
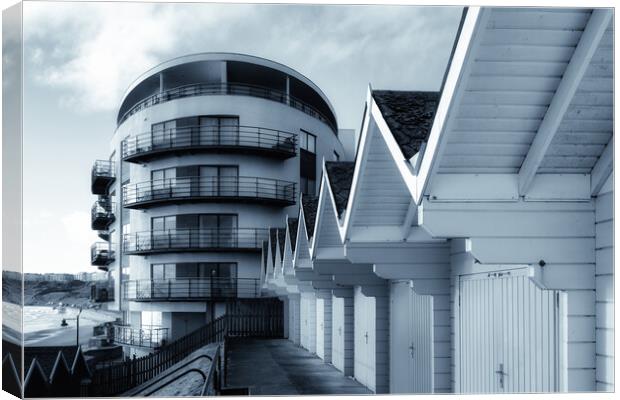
[3,302,120,346]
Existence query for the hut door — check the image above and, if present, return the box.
[459,268,566,393]
[390,281,434,393]
[390,281,411,393]
[316,298,325,359]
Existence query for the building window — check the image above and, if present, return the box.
[151,263,176,280]
[141,311,162,328]
[300,130,316,153]
[151,214,238,231]
[151,116,240,146]
[152,262,238,279]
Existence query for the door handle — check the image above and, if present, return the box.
[495,363,507,389]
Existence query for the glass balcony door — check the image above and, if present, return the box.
[218,166,238,197]
[152,216,176,249]
[200,166,218,197]
[151,168,176,201]
[152,120,177,149]
[199,116,239,146]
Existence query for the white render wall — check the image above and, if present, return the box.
[104,79,344,317]
[595,173,613,391]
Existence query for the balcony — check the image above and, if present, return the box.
[91,198,116,230]
[123,176,296,209]
[112,325,168,349]
[98,230,111,241]
[91,242,115,269]
[123,228,268,255]
[123,278,260,301]
[91,160,116,195]
[122,125,297,162]
[117,82,337,134]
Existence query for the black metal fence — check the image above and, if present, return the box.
[88,298,283,397]
[122,125,298,160]
[122,175,296,207]
[117,82,337,133]
[123,228,269,254]
[123,277,261,301]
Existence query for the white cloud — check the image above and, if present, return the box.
[24,2,244,112]
[23,2,460,117]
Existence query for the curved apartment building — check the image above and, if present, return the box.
[90,53,345,354]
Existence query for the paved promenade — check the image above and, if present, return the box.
[225,338,371,395]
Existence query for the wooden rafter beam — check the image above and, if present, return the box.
[518,9,612,196]
[591,137,613,196]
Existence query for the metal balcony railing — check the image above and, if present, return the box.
[91,198,116,230]
[123,278,261,301]
[122,176,296,208]
[91,242,115,268]
[121,125,297,162]
[117,82,338,133]
[123,228,269,255]
[91,160,116,195]
[112,325,168,348]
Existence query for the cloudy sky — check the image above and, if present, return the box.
[18,1,463,274]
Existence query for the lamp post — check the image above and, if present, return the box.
[60,307,83,347]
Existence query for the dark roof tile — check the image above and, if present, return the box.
[287,218,299,252]
[269,228,278,265]
[301,195,318,238]
[372,90,440,159]
[277,229,286,261]
[325,161,355,218]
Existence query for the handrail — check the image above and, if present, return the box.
[91,242,115,265]
[92,160,115,178]
[123,228,269,253]
[123,277,261,300]
[122,175,296,207]
[117,82,338,133]
[112,325,169,348]
[122,125,297,160]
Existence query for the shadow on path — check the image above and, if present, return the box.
[226,338,372,395]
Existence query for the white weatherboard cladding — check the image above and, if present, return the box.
[429,199,597,391]
[300,294,309,350]
[438,8,612,175]
[390,281,434,393]
[595,173,613,391]
[458,269,567,393]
